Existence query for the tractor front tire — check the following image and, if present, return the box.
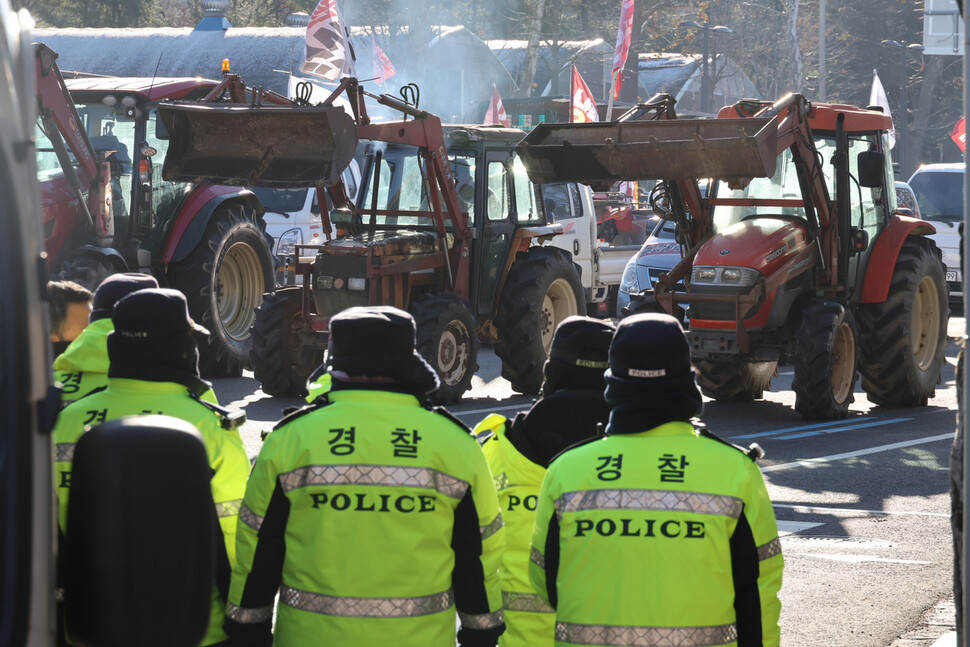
[695,359,776,402]
[793,300,858,420]
[413,294,480,405]
[495,248,584,394]
[858,237,948,406]
[169,203,275,378]
[250,287,322,397]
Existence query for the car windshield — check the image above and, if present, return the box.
[251,188,309,213]
[909,171,964,222]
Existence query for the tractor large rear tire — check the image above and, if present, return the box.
[169,203,275,378]
[793,300,858,420]
[858,237,948,406]
[495,248,584,394]
[413,294,480,405]
[695,359,776,402]
[250,287,322,397]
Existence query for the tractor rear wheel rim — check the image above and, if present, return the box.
[541,278,579,353]
[912,275,941,370]
[831,320,855,403]
[217,242,264,340]
[439,321,470,386]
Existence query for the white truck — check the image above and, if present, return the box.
[540,182,647,317]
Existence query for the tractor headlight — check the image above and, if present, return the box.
[619,260,640,294]
[347,277,367,291]
[277,228,302,258]
[692,266,760,287]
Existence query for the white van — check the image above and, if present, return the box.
[252,161,360,285]
[907,163,963,296]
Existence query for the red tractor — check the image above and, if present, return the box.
[35,43,278,375]
[518,93,948,420]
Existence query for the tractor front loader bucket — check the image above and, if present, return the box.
[516,117,778,189]
[159,103,358,188]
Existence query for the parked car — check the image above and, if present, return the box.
[907,163,963,296]
[617,215,685,315]
[252,160,360,285]
[894,180,922,219]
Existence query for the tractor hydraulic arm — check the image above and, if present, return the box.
[34,43,111,237]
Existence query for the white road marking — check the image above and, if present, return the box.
[761,433,954,472]
[772,503,949,518]
[776,521,823,535]
[790,553,932,565]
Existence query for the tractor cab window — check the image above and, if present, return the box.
[712,147,807,232]
[34,122,69,179]
[360,145,474,230]
[511,156,541,225]
[145,106,187,224]
[75,102,136,223]
[815,134,886,232]
[450,154,476,227]
[486,161,509,222]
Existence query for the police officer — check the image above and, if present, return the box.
[474,316,613,647]
[225,306,505,647]
[531,313,783,647]
[53,273,158,405]
[53,288,250,647]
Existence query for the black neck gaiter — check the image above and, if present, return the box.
[603,372,703,435]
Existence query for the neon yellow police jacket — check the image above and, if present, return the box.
[53,319,218,406]
[475,413,556,647]
[531,421,783,647]
[52,377,250,646]
[226,389,505,647]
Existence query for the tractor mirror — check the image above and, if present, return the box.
[154,115,169,140]
[64,415,214,647]
[856,151,884,188]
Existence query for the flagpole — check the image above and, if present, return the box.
[606,69,619,121]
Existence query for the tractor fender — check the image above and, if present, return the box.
[861,214,937,303]
[161,185,265,264]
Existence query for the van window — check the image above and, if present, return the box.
[541,184,575,220]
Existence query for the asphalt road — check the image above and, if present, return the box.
[211,317,965,647]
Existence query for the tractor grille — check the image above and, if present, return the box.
[687,286,760,321]
[311,254,370,316]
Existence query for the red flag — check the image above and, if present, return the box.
[570,66,599,123]
[612,0,635,99]
[301,0,357,81]
[484,84,511,127]
[952,117,966,153]
[372,38,396,85]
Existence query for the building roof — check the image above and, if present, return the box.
[35,24,514,122]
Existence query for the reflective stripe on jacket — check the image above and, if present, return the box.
[476,414,555,647]
[52,377,250,646]
[530,421,783,647]
[227,389,505,647]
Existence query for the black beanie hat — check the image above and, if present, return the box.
[91,273,159,322]
[607,312,692,382]
[603,312,703,434]
[107,288,208,376]
[542,315,614,394]
[327,306,440,394]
